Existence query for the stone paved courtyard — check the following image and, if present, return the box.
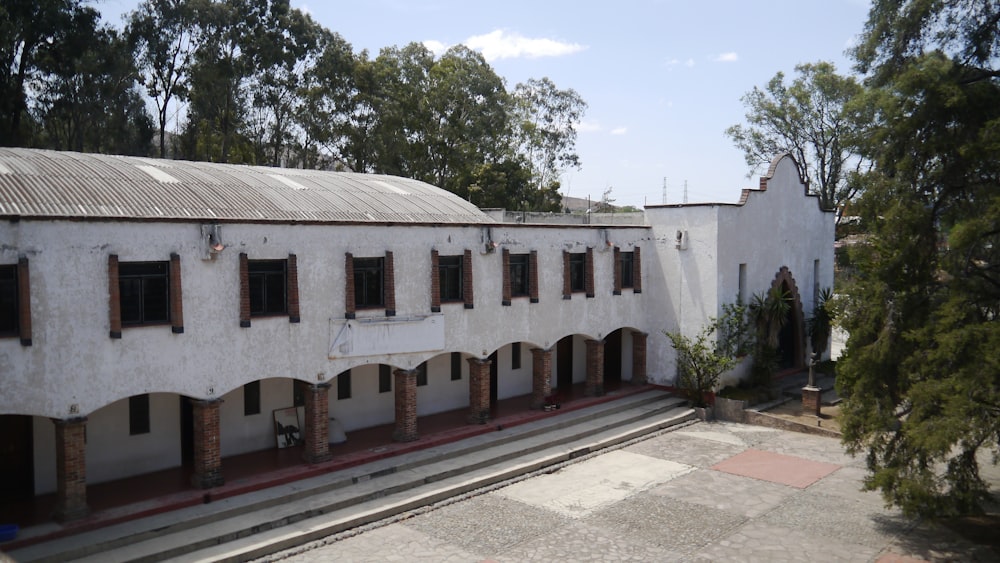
[261,421,1000,562]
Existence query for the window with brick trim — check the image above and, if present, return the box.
[244,381,261,416]
[337,369,352,400]
[240,254,298,326]
[353,256,384,309]
[379,364,392,393]
[2,258,31,344]
[248,259,287,315]
[119,261,170,326]
[451,352,462,380]
[129,394,150,435]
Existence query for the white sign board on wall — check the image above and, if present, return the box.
[328,314,445,358]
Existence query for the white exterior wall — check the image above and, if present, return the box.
[715,156,836,362]
[1,153,832,490]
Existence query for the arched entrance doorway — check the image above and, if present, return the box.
[770,267,806,371]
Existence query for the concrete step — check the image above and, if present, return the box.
[10,390,691,563]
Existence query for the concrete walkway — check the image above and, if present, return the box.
[261,421,1000,563]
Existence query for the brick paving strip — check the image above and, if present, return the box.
[711,448,841,488]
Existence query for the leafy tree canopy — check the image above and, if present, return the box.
[726,61,872,219]
[837,0,1000,518]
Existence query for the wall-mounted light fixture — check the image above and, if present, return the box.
[481,226,497,254]
[201,224,225,259]
[675,229,688,250]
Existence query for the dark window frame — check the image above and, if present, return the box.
[451,352,462,380]
[569,252,586,293]
[337,369,352,400]
[416,362,428,386]
[119,261,171,326]
[244,381,261,416]
[248,259,288,316]
[379,364,392,393]
[354,256,385,309]
[620,251,635,289]
[509,254,530,298]
[129,394,151,435]
[438,254,464,302]
[0,264,18,337]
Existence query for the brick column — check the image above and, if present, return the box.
[384,251,396,317]
[52,417,89,522]
[287,253,300,323]
[393,369,418,441]
[613,247,622,295]
[585,247,595,298]
[108,254,122,338]
[430,250,441,312]
[169,253,184,333]
[502,249,512,306]
[802,386,822,416]
[631,331,648,385]
[530,348,553,409]
[463,249,474,309]
[467,357,492,423]
[585,339,605,397]
[302,383,332,464]
[191,399,224,489]
[239,253,251,327]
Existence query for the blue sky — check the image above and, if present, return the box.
[99,0,872,208]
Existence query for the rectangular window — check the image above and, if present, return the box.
[739,263,747,304]
[248,259,287,315]
[569,253,586,292]
[379,364,392,393]
[512,342,521,370]
[119,261,170,325]
[0,264,17,336]
[509,254,530,297]
[416,362,428,386]
[244,381,261,416]
[439,255,463,302]
[620,252,635,289]
[129,394,151,435]
[337,369,352,400]
[354,257,384,308]
[451,352,462,380]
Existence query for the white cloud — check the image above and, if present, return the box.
[423,40,449,56]
[611,127,627,135]
[686,58,696,67]
[463,29,586,62]
[713,52,739,63]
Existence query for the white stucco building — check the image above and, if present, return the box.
[0,148,833,519]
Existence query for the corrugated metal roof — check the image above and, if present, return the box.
[0,148,495,224]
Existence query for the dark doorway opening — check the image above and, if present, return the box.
[489,351,498,405]
[557,336,573,393]
[179,396,194,466]
[604,330,623,383]
[0,415,33,502]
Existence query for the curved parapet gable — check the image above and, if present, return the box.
[737,153,832,213]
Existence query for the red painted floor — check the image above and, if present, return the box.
[1,382,647,548]
[711,448,841,489]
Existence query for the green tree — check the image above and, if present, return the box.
[0,0,97,146]
[127,0,202,158]
[34,22,154,154]
[725,62,871,218]
[837,0,1000,518]
[666,321,736,408]
[511,77,586,196]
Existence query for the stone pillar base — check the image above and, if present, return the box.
[802,386,822,416]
